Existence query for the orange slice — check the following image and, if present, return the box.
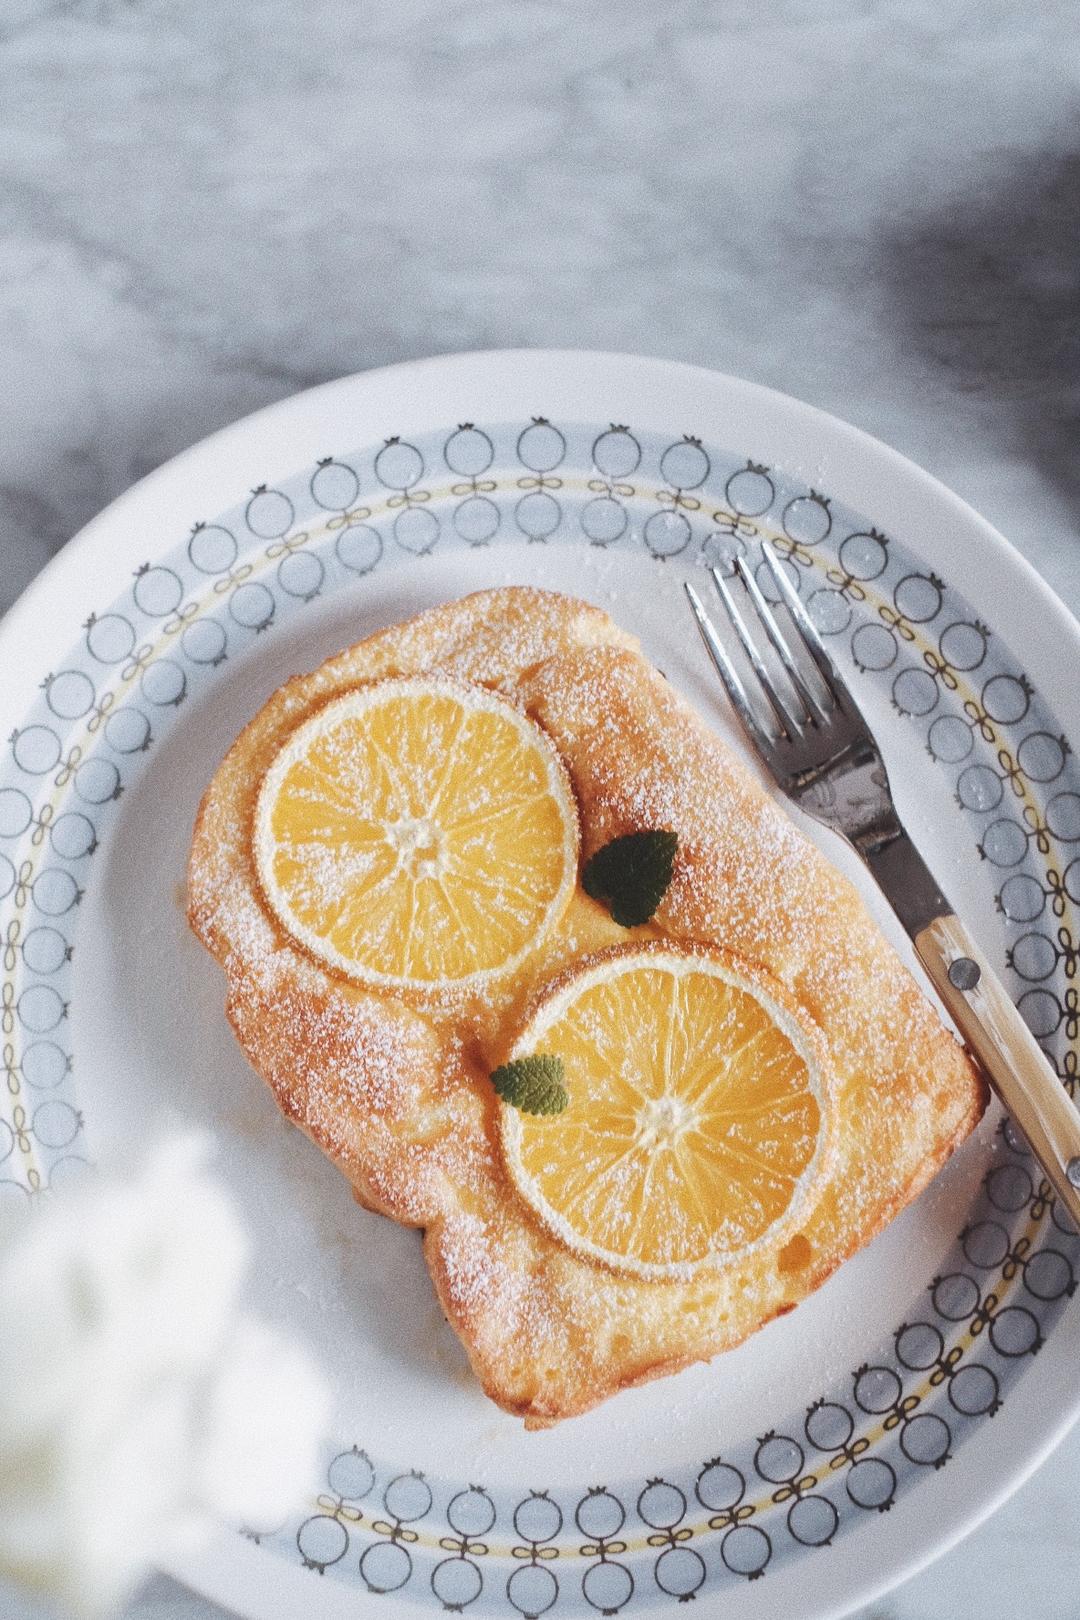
[500,944,832,1279]
[253,675,578,991]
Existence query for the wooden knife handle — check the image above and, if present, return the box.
[915,912,1080,1229]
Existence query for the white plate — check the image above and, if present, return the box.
[2,350,1079,1620]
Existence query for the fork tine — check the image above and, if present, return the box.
[760,543,845,709]
[684,582,780,761]
[708,566,803,737]
[730,557,829,725]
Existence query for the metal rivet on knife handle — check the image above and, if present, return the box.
[947,957,981,992]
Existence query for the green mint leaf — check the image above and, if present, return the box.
[582,829,678,927]
[492,1055,568,1116]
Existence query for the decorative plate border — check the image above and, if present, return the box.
[1,417,1077,1614]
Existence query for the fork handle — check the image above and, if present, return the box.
[915,912,1080,1228]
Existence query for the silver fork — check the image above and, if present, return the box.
[685,547,1080,1227]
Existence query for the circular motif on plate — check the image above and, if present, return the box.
[931,1271,982,1319]
[852,623,897,671]
[961,1219,1010,1269]
[21,926,69,975]
[444,425,495,478]
[32,1098,80,1149]
[1008,931,1056,982]
[508,1562,558,1615]
[1017,731,1067,784]
[643,510,691,558]
[653,1545,705,1598]
[21,1039,69,1090]
[838,530,888,582]
[1046,791,1080,841]
[892,667,939,716]
[310,459,360,511]
[1018,988,1059,1039]
[803,1401,854,1453]
[756,550,799,600]
[927,715,973,763]
[432,1557,483,1609]
[383,1473,433,1523]
[853,1365,902,1414]
[948,1364,1000,1417]
[892,572,942,623]
[754,1434,804,1484]
[375,440,425,491]
[899,1414,951,1468]
[187,523,237,575]
[979,818,1027,867]
[720,1525,770,1579]
[44,670,95,721]
[447,1486,496,1537]
[454,496,501,545]
[277,551,324,601]
[0,787,32,838]
[229,582,276,632]
[580,496,627,545]
[517,419,566,473]
[637,1481,686,1530]
[335,524,383,575]
[32,869,80,917]
[1022,1249,1074,1302]
[140,659,186,708]
[514,1493,562,1543]
[957,763,1003,812]
[1063,858,1080,905]
[695,1459,745,1512]
[245,486,294,539]
[575,1489,625,1540]
[807,587,851,635]
[17,984,65,1034]
[592,425,641,479]
[724,462,774,515]
[103,708,150,756]
[75,758,121,804]
[582,1560,634,1613]
[132,565,184,618]
[989,1306,1042,1357]
[982,672,1031,726]
[49,812,96,860]
[361,1541,413,1593]
[699,530,747,574]
[938,621,987,672]
[845,1458,896,1512]
[85,613,135,664]
[782,492,831,545]
[394,506,439,554]
[787,1495,837,1547]
[515,491,561,541]
[895,1322,944,1370]
[660,438,709,491]
[296,1515,348,1572]
[326,1447,375,1502]
[181,619,228,666]
[12,725,60,775]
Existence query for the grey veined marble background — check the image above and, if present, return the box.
[3,1,1080,1617]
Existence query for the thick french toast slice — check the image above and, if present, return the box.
[188,587,985,1425]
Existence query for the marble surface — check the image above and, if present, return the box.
[2,0,1079,1616]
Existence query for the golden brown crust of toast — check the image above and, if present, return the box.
[188,586,987,1425]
